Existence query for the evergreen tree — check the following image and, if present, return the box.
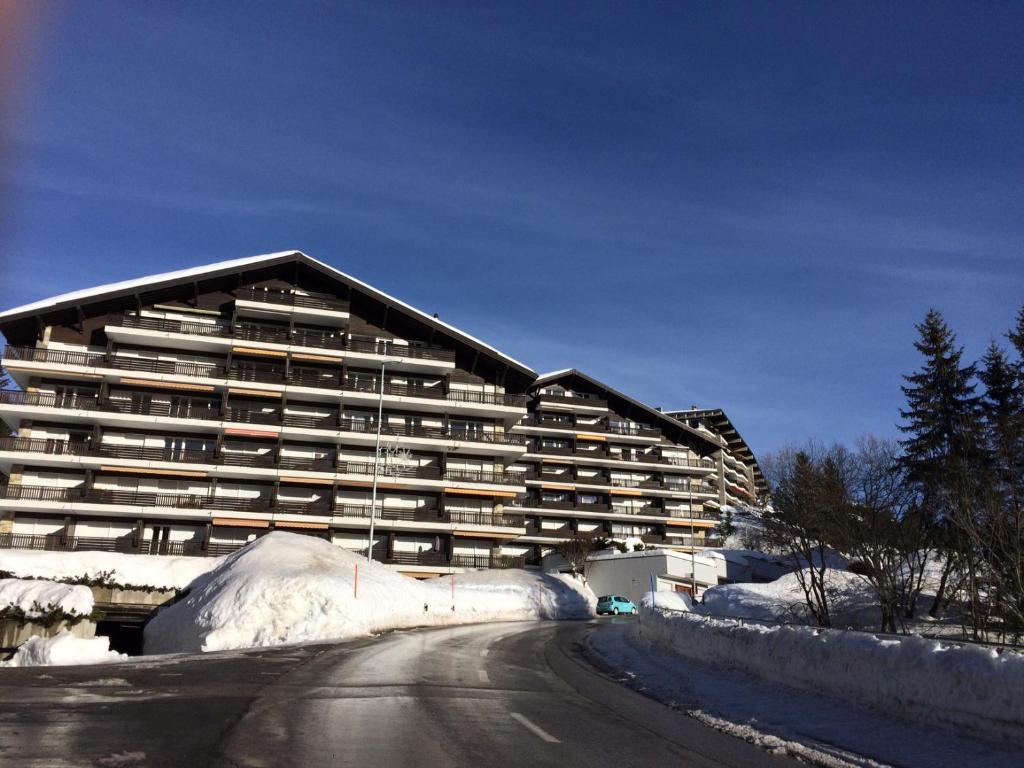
[899,309,981,483]
[978,341,1023,476]
[1008,305,1024,365]
[899,309,982,617]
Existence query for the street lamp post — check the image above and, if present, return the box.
[366,359,388,564]
[690,481,697,596]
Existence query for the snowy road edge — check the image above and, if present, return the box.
[580,623,887,768]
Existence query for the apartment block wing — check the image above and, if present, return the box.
[0,251,536,576]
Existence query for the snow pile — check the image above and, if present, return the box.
[0,549,222,591]
[638,608,1024,741]
[1,631,126,667]
[145,532,594,654]
[0,578,94,617]
[702,568,878,626]
[640,590,695,612]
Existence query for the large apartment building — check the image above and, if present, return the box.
[507,370,731,564]
[0,252,536,576]
[666,408,766,509]
[0,252,765,574]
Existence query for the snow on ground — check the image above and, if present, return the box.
[702,568,880,627]
[0,549,222,591]
[145,532,594,654]
[635,607,1024,743]
[588,621,1022,768]
[0,578,94,617]
[1,631,126,667]
[640,590,695,612]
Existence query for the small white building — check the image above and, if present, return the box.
[585,548,719,603]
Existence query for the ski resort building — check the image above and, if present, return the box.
[0,252,535,576]
[507,370,730,565]
[0,251,765,573]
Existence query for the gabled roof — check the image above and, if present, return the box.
[0,250,535,379]
[667,407,766,493]
[534,368,723,450]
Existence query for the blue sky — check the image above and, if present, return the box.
[1,2,1022,458]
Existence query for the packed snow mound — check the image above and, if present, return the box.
[640,591,695,612]
[0,549,221,591]
[703,568,878,626]
[0,578,94,617]
[1,631,126,667]
[145,532,594,654]
[638,608,1024,742]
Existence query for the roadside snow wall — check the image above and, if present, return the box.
[638,608,1024,742]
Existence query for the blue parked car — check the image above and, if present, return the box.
[596,595,637,616]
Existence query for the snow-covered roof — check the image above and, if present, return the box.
[0,252,294,321]
[0,250,535,377]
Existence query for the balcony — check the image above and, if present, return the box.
[535,392,608,409]
[0,532,240,557]
[512,495,611,513]
[3,346,521,410]
[111,315,454,362]
[365,548,525,569]
[523,467,716,494]
[0,483,275,512]
[324,503,524,529]
[0,482,527,528]
[0,437,523,489]
[0,390,526,450]
[235,288,350,313]
[517,414,660,439]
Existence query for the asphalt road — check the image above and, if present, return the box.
[0,620,797,767]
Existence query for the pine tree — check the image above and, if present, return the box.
[899,309,982,618]
[899,309,981,483]
[979,341,1023,476]
[1008,305,1024,364]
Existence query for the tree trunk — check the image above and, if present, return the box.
[929,558,953,619]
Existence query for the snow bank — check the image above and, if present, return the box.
[0,549,221,591]
[638,608,1024,742]
[1,631,126,667]
[702,568,878,626]
[145,532,594,654]
[640,590,695,612]
[0,578,94,617]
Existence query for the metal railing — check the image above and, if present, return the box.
[0,532,239,557]
[364,548,525,569]
[0,389,525,447]
[236,287,350,312]
[535,392,608,408]
[3,345,519,405]
[519,414,660,438]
